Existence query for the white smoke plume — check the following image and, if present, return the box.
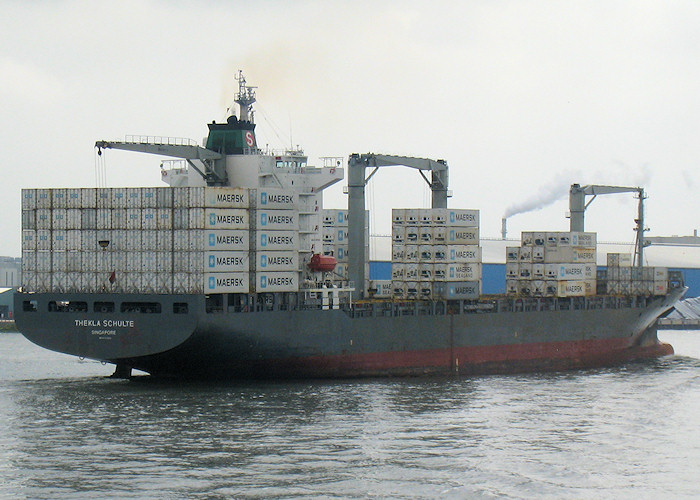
[503,172,574,218]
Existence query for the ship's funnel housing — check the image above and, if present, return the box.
[205,117,257,155]
[206,70,258,155]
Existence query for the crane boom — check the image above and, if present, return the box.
[569,183,647,267]
[347,153,450,299]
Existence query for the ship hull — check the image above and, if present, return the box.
[15,288,683,379]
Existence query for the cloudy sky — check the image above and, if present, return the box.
[2,0,699,259]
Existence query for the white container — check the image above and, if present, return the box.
[126,188,142,208]
[432,209,447,225]
[95,251,112,272]
[156,252,173,273]
[258,210,298,231]
[619,267,632,280]
[652,267,668,281]
[405,209,420,225]
[126,231,142,251]
[545,246,596,264]
[433,245,447,262]
[111,188,127,208]
[172,272,190,294]
[140,252,157,273]
[391,281,406,298]
[51,209,67,230]
[80,209,96,229]
[392,225,405,244]
[405,263,419,280]
[556,280,596,297]
[518,246,532,262]
[404,245,419,262]
[532,280,546,296]
[155,272,173,294]
[204,251,249,272]
[257,188,297,210]
[419,209,433,225]
[157,188,173,208]
[335,228,349,243]
[126,209,141,230]
[51,189,67,209]
[419,245,433,262]
[36,230,51,251]
[81,188,97,207]
[189,230,204,251]
[392,209,405,225]
[22,189,37,210]
[405,226,419,243]
[51,251,66,271]
[446,227,479,245]
[111,230,128,251]
[156,208,172,230]
[36,209,51,230]
[189,208,205,229]
[35,272,51,292]
[204,272,250,293]
[518,263,532,280]
[173,187,190,208]
[521,232,534,246]
[532,263,545,280]
[257,230,298,251]
[433,264,447,280]
[405,281,419,299]
[607,253,632,267]
[141,230,158,251]
[96,188,111,209]
[553,263,596,280]
[418,263,433,281]
[126,252,141,273]
[506,262,519,279]
[189,251,204,273]
[447,246,482,263]
[156,230,173,252]
[189,187,205,208]
[257,251,298,272]
[532,232,546,246]
[66,251,82,272]
[65,209,81,229]
[142,208,157,230]
[204,230,249,251]
[83,252,98,272]
[173,252,190,272]
[21,250,36,273]
[204,208,249,229]
[446,209,479,227]
[518,281,532,296]
[506,247,519,262]
[432,227,446,243]
[446,263,481,281]
[51,231,66,251]
[335,245,349,262]
[443,281,481,299]
[35,189,51,209]
[66,230,81,251]
[141,187,158,208]
[370,280,393,298]
[392,245,405,262]
[506,279,519,295]
[21,210,35,230]
[22,230,36,251]
[652,281,668,295]
[570,232,596,247]
[391,263,405,280]
[94,209,111,229]
[111,209,127,229]
[255,271,298,292]
[532,246,545,262]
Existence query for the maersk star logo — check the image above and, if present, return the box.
[260,234,267,246]
[450,230,455,241]
[450,211,455,223]
[261,192,267,205]
[260,255,267,267]
[450,249,455,260]
[338,230,344,242]
[209,234,215,247]
[208,277,215,289]
[209,213,216,226]
[338,212,344,223]
[260,276,267,288]
[208,255,215,268]
[261,213,267,226]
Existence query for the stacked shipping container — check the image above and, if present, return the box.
[505,231,597,297]
[321,209,369,282]
[386,208,482,299]
[605,253,669,296]
[21,187,301,295]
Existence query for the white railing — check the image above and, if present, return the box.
[125,135,198,146]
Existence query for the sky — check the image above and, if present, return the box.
[2,0,699,260]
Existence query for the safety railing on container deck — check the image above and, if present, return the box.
[125,135,198,146]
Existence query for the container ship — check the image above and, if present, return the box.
[15,73,685,379]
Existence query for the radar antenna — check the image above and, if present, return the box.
[234,70,257,123]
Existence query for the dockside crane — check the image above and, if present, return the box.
[568,183,648,267]
[347,153,450,299]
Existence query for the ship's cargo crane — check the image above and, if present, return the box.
[347,153,450,299]
[569,183,647,267]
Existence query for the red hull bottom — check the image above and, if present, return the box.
[242,339,676,379]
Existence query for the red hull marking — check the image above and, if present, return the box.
[297,337,652,372]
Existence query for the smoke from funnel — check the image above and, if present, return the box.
[503,174,572,219]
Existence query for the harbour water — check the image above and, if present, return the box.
[1,330,698,499]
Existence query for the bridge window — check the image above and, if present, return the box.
[173,302,189,314]
[94,302,115,313]
[23,300,38,312]
[120,302,161,314]
[48,301,88,312]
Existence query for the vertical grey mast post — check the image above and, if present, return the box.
[348,153,366,300]
[431,161,449,209]
[635,188,645,267]
[569,184,585,232]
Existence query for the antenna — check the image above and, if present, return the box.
[234,70,257,122]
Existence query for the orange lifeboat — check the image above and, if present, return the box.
[307,254,337,272]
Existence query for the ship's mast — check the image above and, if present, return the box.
[234,70,257,123]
